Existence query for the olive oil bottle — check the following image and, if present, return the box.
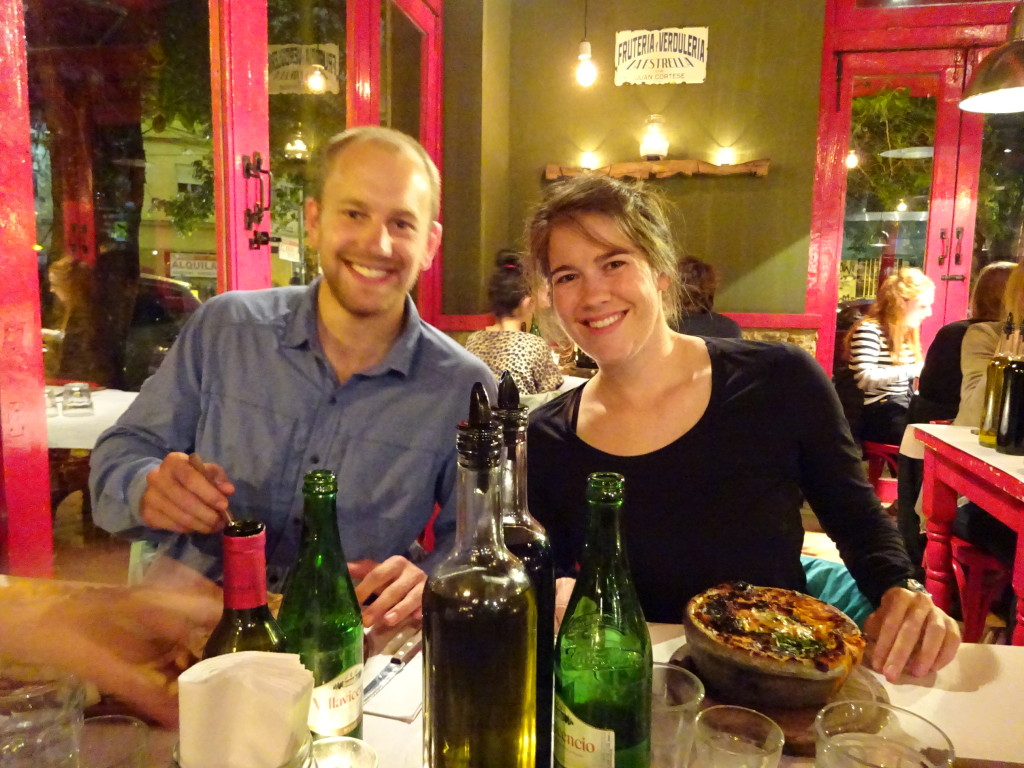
[980,315,1015,447]
[423,382,538,768]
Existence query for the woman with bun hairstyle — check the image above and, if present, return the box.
[465,249,564,395]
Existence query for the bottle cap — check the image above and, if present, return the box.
[494,371,528,443]
[457,382,501,469]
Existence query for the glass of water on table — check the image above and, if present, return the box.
[814,701,954,768]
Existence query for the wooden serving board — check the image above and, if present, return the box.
[669,647,887,757]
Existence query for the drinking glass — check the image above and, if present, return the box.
[813,701,954,768]
[45,387,60,417]
[0,668,85,768]
[690,704,784,768]
[311,736,379,768]
[80,715,149,768]
[651,662,704,768]
[61,382,94,416]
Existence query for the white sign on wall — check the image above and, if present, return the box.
[614,27,708,86]
[169,252,217,279]
[277,237,301,264]
[268,43,341,95]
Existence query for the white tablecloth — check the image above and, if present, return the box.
[46,388,138,450]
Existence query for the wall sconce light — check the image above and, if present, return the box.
[845,149,860,169]
[284,125,310,161]
[960,2,1024,113]
[575,0,597,87]
[579,151,600,170]
[715,146,736,166]
[640,115,669,160]
[306,64,328,94]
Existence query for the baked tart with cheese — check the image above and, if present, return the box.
[683,582,866,709]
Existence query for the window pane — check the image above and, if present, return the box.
[382,0,422,137]
[974,113,1024,274]
[268,0,347,287]
[28,0,213,392]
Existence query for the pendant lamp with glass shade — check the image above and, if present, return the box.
[960,2,1024,114]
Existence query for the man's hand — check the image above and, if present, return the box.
[348,557,426,629]
[864,585,961,682]
[141,452,234,534]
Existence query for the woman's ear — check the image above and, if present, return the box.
[656,272,671,292]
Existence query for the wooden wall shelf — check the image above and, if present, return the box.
[544,158,771,181]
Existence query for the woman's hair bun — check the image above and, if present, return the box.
[495,248,523,273]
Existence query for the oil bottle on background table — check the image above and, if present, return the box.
[494,371,555,768]
[554,472,652,768]
[980,314,1015,447]
[277,469,364,738]
[423,382,538,768]
[204,520,286,657]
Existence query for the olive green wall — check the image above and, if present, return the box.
[442,0,825,316]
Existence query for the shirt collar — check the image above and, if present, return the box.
[281,277,423,378]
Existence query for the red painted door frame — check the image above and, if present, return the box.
[0,0,53,576]
[811,0,1012,372]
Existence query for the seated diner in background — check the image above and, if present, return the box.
[847,267,935,446]
[669,254,742,339]
[464,248,564,395]
[88,126,494,630]
[523,174,960,682]
[896,260,1015,571]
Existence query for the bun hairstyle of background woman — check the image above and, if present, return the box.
[487,249,531,320]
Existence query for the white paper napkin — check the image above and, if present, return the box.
[362,654,423,723]
[178,651,313,768]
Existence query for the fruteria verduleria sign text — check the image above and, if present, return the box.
[614,27,708,86]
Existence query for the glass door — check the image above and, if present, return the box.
[833,49,981,354]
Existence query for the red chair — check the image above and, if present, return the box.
[863,441,899,507]
[950,537,1011,643]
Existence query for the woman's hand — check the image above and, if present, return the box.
[554,577,576,632]
[863,585,960,682]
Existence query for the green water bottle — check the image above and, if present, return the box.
[423,382,538,768]
[494,371,555,768]
[278,470,364,738]
[204,520,286,658]
[555,472,652,768]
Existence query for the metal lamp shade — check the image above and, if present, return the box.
[961,4,1024,113]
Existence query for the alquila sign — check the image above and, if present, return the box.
[614,27,708,86]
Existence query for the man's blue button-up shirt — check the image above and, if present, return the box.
[90,279,495,590]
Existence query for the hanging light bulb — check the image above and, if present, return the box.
[284,125,310,161]
[574,0,596,87]
[639,115,669,160]
[576,41,597,87]
[845,149,860,169]
[306,64,328,94]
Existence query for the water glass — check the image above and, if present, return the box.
[0,668,85,768]
[45,387,60,417]
[62,382,94,416]
[79,715,149,768]
[651,662,704,768]
[690,705,784,768]
[813,701,954,768]
[311,736,379,768]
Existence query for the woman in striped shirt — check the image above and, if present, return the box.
[847,268,936,445]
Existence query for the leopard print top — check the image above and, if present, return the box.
[465,330,564,395]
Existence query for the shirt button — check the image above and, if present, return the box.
[292,518,301,527]
[329,396,337,405]
[311,455,320,464]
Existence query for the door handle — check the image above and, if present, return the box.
[937,228,948,266]
[243,152,274,231]
[940,274,966,281]
[954,226,964,266]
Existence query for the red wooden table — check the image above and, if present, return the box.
[915,423,1024,645]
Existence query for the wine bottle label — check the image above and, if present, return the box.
[554,696,615,768]
[308,663,363,736]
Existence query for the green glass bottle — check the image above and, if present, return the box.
[555,473,652,768]
[980,315,1015,447]
[204,520,286,658]
[423,382,538,768]
[277,470,364,738]
[494,371,555,768]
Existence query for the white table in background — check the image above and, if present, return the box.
[360,623,1024,767]
[47,388,138,450]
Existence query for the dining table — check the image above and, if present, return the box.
[914,423,1024,646]
[46,387,139,451]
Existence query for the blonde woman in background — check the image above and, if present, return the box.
[955,262,1024,427]
[847,268,936,445]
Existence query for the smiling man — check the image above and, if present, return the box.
[90,127,494,628]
